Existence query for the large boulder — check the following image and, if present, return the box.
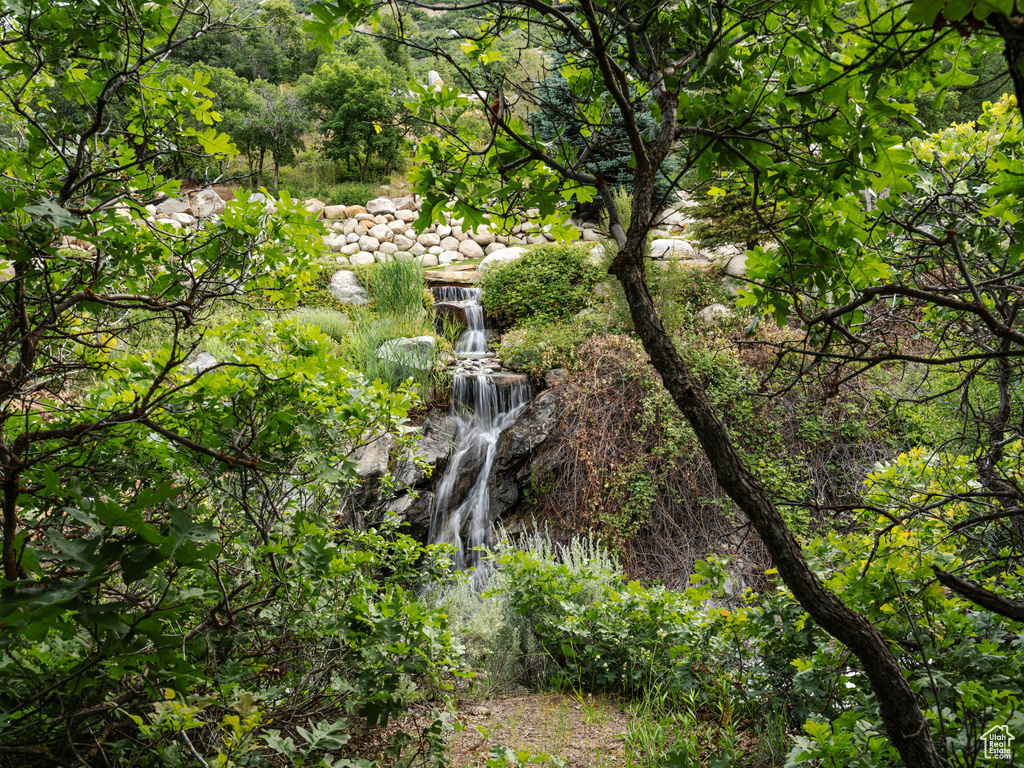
[723,251,747,278]
[487,387,564,519]
[328,270,368,305]
[478,246,525,273]
[432,301,469,326]
[187,351,219,375]
[353,433,396,483]
[304,198,327,218]
[375,336,436,375]
[189,189,226,218]
[470,228,496,247]
[650,238,696,259]
[393,234,416,251]
[324,204,348,220]
[155,197,190,216]
[366,197,398,216]
[358,235,380,252]
[324,233,347,252]
[368,223,394,242]
[458,238,485,260]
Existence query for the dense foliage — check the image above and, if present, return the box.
[479,244,602,328]
[3,0,1024,766]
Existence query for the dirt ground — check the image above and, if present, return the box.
[446,693,629,768]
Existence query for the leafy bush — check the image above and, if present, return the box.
[498,317,593,380]
[480,243,603,328]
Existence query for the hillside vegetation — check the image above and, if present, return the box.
[1,2,1022,768]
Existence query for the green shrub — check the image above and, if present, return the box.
[498,317,593,380]
[293,306,351,342]
[480,243,603,328]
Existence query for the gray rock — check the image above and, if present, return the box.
[395,433,448,488]
[368,223,393,242]
[458,238,485,260]
[358,235,380,252]
[438,250,461,265]
[418,232,441,247]
[341,243,360,256]
[170,212,196,227]
[324,233,347,252]
[470,228,496,247]
[393,234,416,251]
[484,242,506,255]
[189,189,226,218]
[409,243,427,256]
[155,197,190,216]
[353,433,397,482]
[723,252,747,278]
[375,336,436,374]
[350,251,375,266]
[328,270,368,305]
[396,209,418,223]
[393,196,417,212]
[187,351,218,375]
[488,388,562,518]
[479,246,525,272]
[419,254,438,267]
[433,301,468,326]
[650,238,696,259]
[378,241,399,255]
[367,197,398,216]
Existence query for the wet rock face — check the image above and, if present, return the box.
[488,387,564,520]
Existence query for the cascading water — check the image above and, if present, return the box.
[433,286,487,355]
[428,286,530,580]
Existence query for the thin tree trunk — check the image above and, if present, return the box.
[273,158,280,192]
[607,181,947,768]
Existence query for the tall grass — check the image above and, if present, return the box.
[292,306,350,343]
[357,256,428,316]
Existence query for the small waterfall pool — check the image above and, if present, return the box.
[428,285,530,579]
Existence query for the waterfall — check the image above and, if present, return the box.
[428,286,529,579]
[433,286,487,354]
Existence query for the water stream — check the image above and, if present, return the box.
[428,286,530,579]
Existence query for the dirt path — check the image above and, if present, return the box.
[447,693,629,768]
